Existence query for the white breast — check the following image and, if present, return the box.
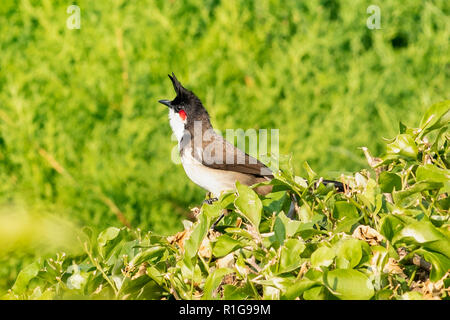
[168,109,249,197]
[180,149,239,197]
[168,108,186,142]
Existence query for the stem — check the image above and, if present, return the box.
[82,241,118,297]
[408,268,417,288]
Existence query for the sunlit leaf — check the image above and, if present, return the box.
[234,181,262,229]
[303,286,328,300]
[11,262,40,294]
[419,100,450,135]
[378,171,402,193]
[416,164,450,193]
[392,218,450,258]
[184,213,209,259]
[281,279,319,300]
[311,246,335,268]
[386,134,418,159]
[222,285,250,300]
[335,239,368,269]
[415,249,450,282]
[97,227,121,247]
[393,181,443,206]
[202,268,233,300]
[303,161,317,182]
[213,234,245,258]
[324,269,374,300]
[278,239,305,273]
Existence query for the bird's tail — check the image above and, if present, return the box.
[315,179,345,192]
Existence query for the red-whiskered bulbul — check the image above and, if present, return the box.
[158,73,343,202]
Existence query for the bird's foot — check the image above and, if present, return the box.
[203,197,218,205]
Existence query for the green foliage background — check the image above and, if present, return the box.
[0,0,448,295]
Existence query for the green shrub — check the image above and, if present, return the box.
[4,101,449,300]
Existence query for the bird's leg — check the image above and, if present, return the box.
[202,193,226,229]
[203,192,218,205]
[212,209,230,230]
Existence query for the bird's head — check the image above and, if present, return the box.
[159,73,211,141]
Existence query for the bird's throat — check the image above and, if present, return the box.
[168,108,186,142]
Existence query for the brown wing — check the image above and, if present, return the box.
[196,134,273,178]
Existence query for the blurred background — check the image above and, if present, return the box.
[0,0,448,293]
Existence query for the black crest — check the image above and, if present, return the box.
[164,72,212,128]
[168,72,190,100]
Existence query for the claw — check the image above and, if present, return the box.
[203,197,218,205]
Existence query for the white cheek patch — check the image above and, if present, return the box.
[169,109,187,142]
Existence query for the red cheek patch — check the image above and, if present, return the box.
[179,110,187,121]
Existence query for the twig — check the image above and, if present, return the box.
[38,148,74,182]
[82,240,118,297]
[99,194,132,228]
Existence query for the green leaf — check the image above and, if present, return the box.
[202,201,224,220]
[419,100,450,135]
[303,161,317,182]
[303,286,328,300]
[202,268,233,300]
[223,227,253,239]
[296,222,327,240]
[333,201,359,220]
[392,218,450,259]
[263,285,281,299]
[393,180,443,206]
[333,201,360,233]
[129,246,165,266]
[335,239,368,269]
[234,181,262,229]
[386,134,418,159]
[97,227,121,247]
[379,215,405,242]
[378,172,402,193]
[277,211,302,238]
[282,279,319,300]
[12,261,40,294]
[399,121,407,134]
[213,235,245,258]
[177,258,203,285]
[269,215,286,247]
[219,192,237,208]
[298,204,314,223]
[360,178,379,207]
[376,289,394,300]
[334,216,363,234]
[416,164,450,183]
[278,239,305,273]
[278,154,295,177]
[146,266,164,287]
[311,246,335,268]
[184,213,209,259]
[415,249,450,282]
[416,165,450,193]
[66,270,89,290]
[262,191,289,214]
[269,211,303,246]
[324,269,374,300]
[222,285,250,300]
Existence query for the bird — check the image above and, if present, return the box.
[158,73,344,202]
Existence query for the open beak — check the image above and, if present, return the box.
[158,99,173,109]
